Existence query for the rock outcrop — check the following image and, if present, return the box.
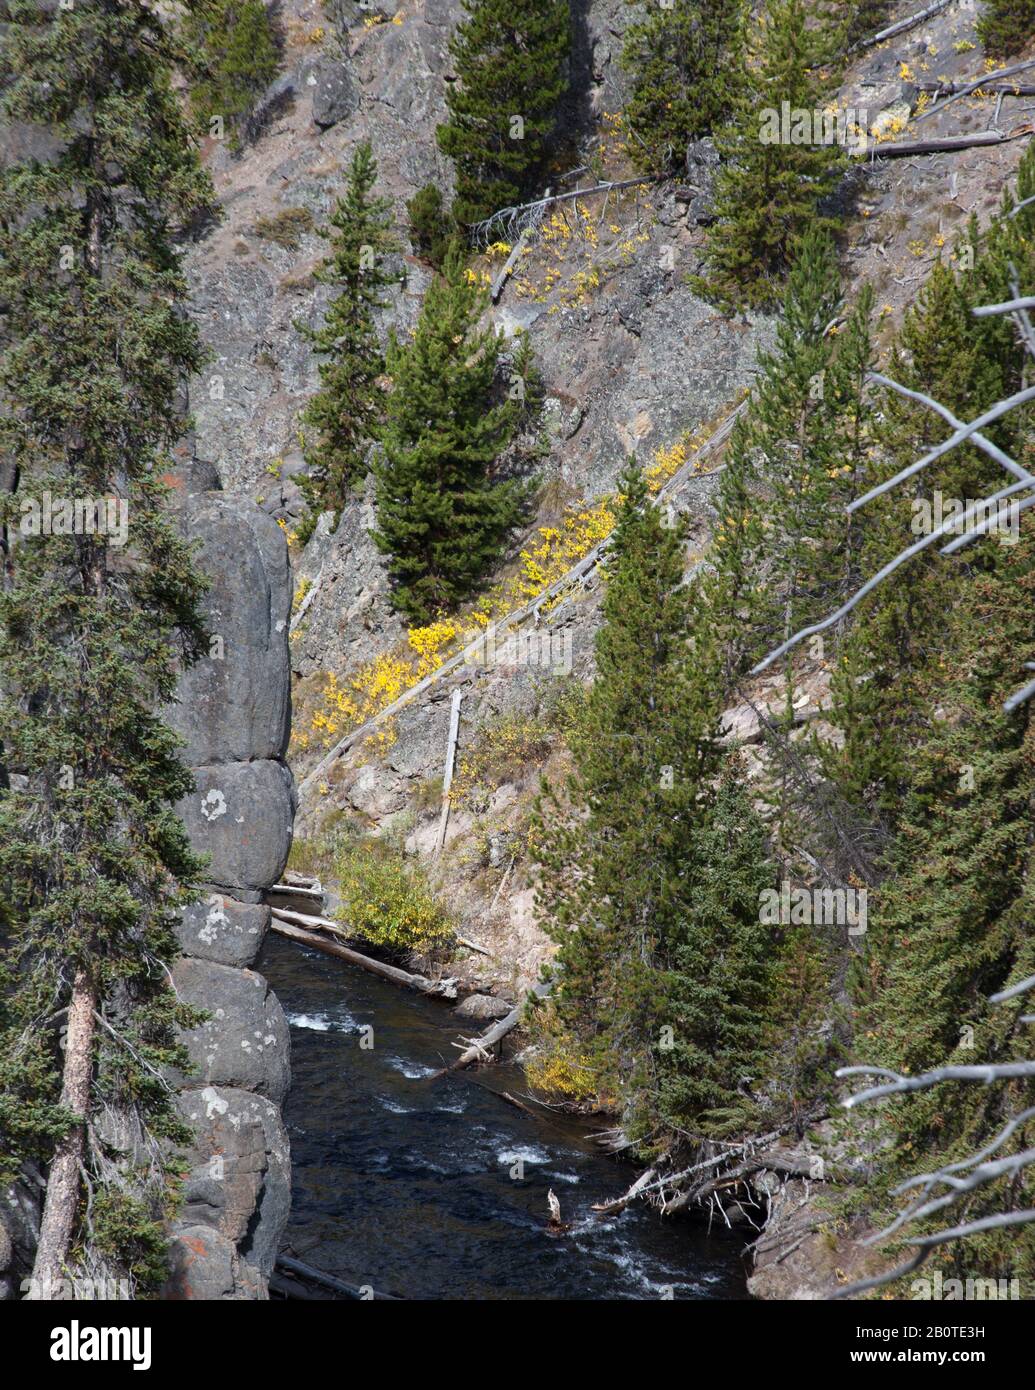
[162,458,295,1300]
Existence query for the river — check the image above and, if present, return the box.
[259,932,749,1301]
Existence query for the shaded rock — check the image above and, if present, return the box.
[684,137,720,224]
[175,1086,290,1278]
[307,55,360,129]
[346,763,407,818]
[173,959,291,1104]
[176,759,295,899]
[167,496,291,766]
[177,895,270,969]
[164,1225,267,1301]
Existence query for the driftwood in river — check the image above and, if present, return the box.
[431,980,552,1077]
[269,910,458,999]
[273,1254,399,1301]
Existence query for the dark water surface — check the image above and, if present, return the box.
[259,932,749,1301]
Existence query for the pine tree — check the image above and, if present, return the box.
[0,0,212,1296]
[705,227,869,677]
[436,0,571,229]
[371,252,527,622]
[406,182,458,270]
[691,0,846,312]
[535,465,774,1141]
[860,528,1035,1286]
[825,242,1018,813]
[977,0,1035,59]
[620,0,745,172]
[297,140,398,529]
[180,0,280,149]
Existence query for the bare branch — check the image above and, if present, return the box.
[915,58,1035,123]
[837,1061,1035,1108]
[868,371,1033,484]
[850,380,1035,512]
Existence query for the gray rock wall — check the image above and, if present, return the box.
[163,461,295,1300]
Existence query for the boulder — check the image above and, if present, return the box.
[307,56,360,129]
[684,137,721,224]
[175,1086,290,1278]
[0,1177,42,1301]
[177,895,270,969]
[176,759,295,900]
[454,993,513,1021]
[164,1226,267,1301]
[173,959,291,1104]
[166,496,291,766]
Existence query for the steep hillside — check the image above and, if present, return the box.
[179,0,1035,1301]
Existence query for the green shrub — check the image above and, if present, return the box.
[334,837,454,953]
[406,183,457,269]
[977,0,1035,58]
[181,0,280,148]
[620,0,744,172]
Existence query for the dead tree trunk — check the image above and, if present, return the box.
[28,965,97,1298]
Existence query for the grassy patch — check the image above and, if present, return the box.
[252,206,314,249]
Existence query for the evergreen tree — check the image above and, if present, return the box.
[705,227,870,678]
[298,140,398,528]
[691,0,845,312]
[180,0,280,149]
[0,0,212,1295]
[371,252,527,622]
[436,0,571,229]
[845,1,892,48]
[825,241,1019,814]
[620,0,745,172]
[977,0,1035,59]
[860,528,1035,1286]
[825,168,1035,1284]
[536,466,773,1141]
[406,182,458,270]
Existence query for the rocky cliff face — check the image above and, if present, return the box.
[161,459,295,1301]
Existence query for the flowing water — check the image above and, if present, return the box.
[259,932,749,1301]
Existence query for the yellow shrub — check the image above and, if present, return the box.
[525,1045,597,1102]
[334,838,453,953]
[515,499,615,604]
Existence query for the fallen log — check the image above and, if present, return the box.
[918,81,1035,97]
[269,882,324,901]
[275,1254,399,1301]
[490,224,532,302]
[592,1167,658,1216]
[915,58,1035,123]
[270,904,349,935]
[270,913,458,999]
[456,934,492,957]
[852,0,951,51]
[857,127,1031,160]
[431,980,552,1077]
